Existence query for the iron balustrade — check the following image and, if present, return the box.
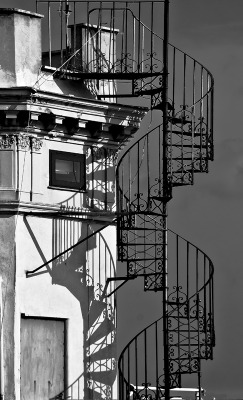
[118,229,214,399]
[33,1,215,399]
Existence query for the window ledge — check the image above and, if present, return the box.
[48,185,87,193]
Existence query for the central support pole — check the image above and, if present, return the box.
[162,0,170,400]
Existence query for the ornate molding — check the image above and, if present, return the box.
[31,137,43,152]
[0,134,43,152]
[17,135,31,150]
[0,134,16,149]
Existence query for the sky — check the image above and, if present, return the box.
[3,0,243,398]
[169,1,243,398]
[119,2,243,399]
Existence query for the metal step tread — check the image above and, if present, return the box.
[54,70,162,80]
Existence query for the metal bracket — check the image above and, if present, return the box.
[103,276,137,298]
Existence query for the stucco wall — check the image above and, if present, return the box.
[14,135,116,213]
[0,10,42,88]
[15,216,117,400]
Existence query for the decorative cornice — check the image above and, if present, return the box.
[0,134,43,152]
[0,87,147,145]
[0,87,147,126]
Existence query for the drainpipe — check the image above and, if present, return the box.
[30,139,33,202]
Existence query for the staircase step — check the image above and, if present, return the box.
[149,195,165,201]
[169,117,191,125]
[168,301,186,306]
[120,242,165,246]
[172,176,193,187]
[119,257,164,262]
[119,227,164,231]
[172,157,195,161]
[135,86,162,96]
[172,182,192,187]
[152,101,174,111]
[55,70,162,80]
[194,168,208,173]
[172,168,198,175]
[87,318,115,346]
[168,343,203,346]
[171,130,207,137]
[172,144,207,149]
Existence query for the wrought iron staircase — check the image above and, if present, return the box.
[31,1,215,399]
[118,229,215,399]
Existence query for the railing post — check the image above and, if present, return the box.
[162,0,170,399]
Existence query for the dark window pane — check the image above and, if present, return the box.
[50,151,85,190]
[55,159,81,183]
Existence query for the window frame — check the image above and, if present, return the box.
[49,150,86,191]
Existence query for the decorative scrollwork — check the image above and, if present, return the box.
[144,272,163,291]
[149,177,163,200]
[17,134,31,150]
[168,285,187,306]
[189,298,204,320]
[31,137,43,152]
[128,261,138,275]
[0,134,16,149]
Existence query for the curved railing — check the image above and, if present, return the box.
[114,16,215,393]
[116,43,214,198]
[118,229,215,399]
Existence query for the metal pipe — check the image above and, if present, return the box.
[48,2,52,66]
[162,0,170,399]
[30,139,33,202]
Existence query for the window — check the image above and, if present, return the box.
[0,150,15,188]
[50,150,86,190]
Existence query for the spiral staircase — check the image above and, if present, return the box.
[33,1,215,399]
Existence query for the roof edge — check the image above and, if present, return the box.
[0,8,43,18]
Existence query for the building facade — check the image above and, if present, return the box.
[0,3,216,400]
